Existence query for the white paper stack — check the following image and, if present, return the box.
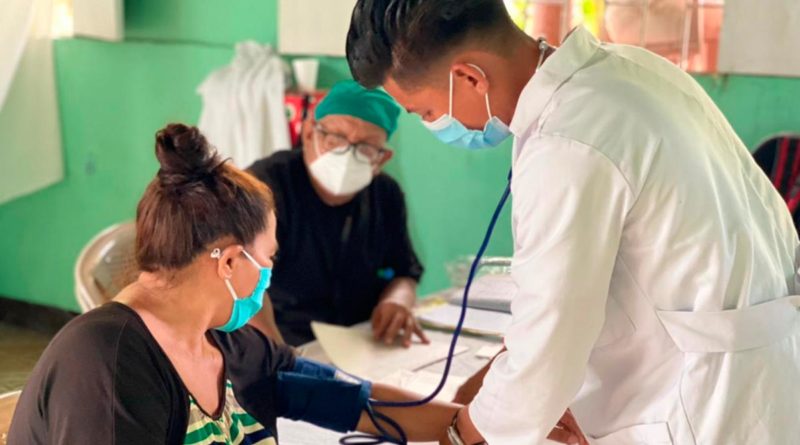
[310,322,468,381]
[377,369,466,402]
[276,417,441,445]
[447,274,517,313]
[417,304,512,338]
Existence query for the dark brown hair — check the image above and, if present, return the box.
[135,123,274,272]
[346,0,515,88]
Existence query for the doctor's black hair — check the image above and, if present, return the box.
[136,123,275,272]
[346,0,516,88]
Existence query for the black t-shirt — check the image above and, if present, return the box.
[248,150,424,345]
[8,303,366,445]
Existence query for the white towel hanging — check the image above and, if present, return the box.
[197,41,290,168]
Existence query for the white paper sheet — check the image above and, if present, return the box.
[377,369,466,402]
[447,274,517,313]
[310,322,468,381]
[276,418,342,444]
[475,344,505,359]
[417,305,512,338]
[276,418,439,445]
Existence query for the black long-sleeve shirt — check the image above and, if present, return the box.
[8,302,369,444]
[248,150,424,345]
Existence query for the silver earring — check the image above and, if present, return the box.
[210,248,221,259]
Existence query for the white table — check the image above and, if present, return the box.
[277,317,504,444]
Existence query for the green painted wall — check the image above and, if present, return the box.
[695,75,800,148]
[1,2,799,311]
[0,39,232,310]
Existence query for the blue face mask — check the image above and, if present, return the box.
[211,248,272,333]
[424,39,550,150]
[422,64,511,150]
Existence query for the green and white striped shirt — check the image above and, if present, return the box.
[184,381,276,445]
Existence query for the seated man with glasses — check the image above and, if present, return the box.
[248,80,428,347]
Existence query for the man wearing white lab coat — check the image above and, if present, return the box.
[346,1,800,444]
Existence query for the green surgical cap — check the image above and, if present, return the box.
[314,80,401,138]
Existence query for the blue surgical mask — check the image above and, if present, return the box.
[423,64,511,150]
[424,39,550,150]
[211,248,272,332]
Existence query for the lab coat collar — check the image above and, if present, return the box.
[509,26,602,137]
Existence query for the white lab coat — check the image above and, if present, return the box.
[469,27,800,444]
[197,41,290,168]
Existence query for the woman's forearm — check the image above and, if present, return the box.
[356,382,461,441]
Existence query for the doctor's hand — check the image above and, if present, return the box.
[452,389,588,445]
[453,346,505,405]
[453,361,491,405]
[548,409,589,445]
[452,350,588,444]
[371,299,430,347]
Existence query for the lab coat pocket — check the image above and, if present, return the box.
[590,422,673,445]
[594,295,636,349]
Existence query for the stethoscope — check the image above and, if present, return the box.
[341,37,551,445]
[340,170,512,445]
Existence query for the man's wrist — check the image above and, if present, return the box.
[451,406,486,445]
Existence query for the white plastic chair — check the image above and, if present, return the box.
[0,390,21,445]
[74,222,138,313]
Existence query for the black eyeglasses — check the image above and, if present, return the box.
[313,124,388,164]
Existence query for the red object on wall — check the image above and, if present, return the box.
[753,134,800,234]
[285,90,327,148]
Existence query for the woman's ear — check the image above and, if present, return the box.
[213,245,242,279]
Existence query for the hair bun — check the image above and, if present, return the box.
[155,123,221,187]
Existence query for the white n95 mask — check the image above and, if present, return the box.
[309,139,374,196]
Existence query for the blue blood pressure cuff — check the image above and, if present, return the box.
[276,357,372,432]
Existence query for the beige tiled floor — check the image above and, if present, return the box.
[0,323,51,394]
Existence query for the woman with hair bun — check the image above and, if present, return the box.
[8,123,459,445]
